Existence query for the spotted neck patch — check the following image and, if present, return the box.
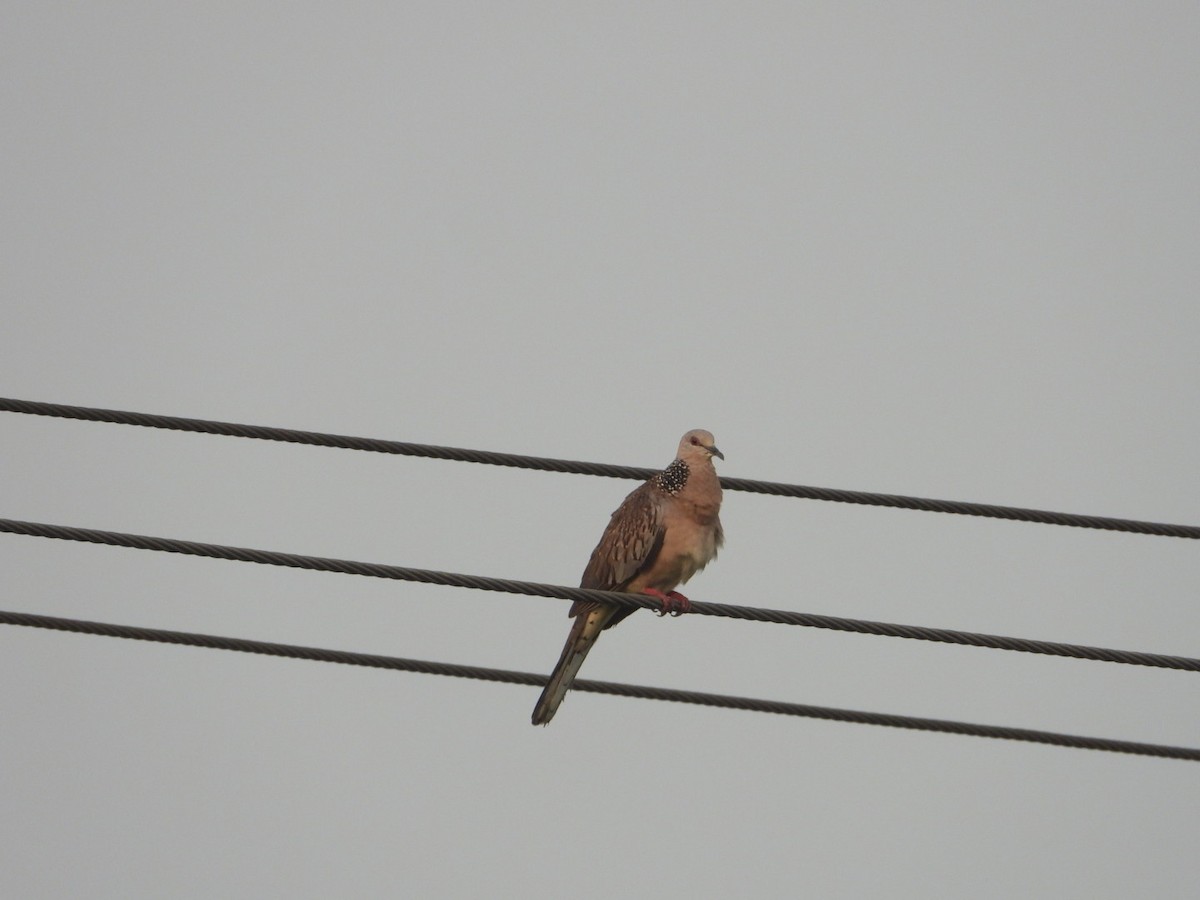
[655,458,689,495]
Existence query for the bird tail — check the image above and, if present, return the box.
[531,605,615,726]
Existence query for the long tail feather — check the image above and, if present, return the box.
[531,605,615,726]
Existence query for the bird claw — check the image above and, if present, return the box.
[646,589,691,617]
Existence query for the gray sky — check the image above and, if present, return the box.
[3,4,1199,897]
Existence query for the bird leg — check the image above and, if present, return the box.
[643,588,692,617]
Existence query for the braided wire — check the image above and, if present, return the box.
[3,517,1198,673]
[1,609,1195,761]
[3,397,1198,539]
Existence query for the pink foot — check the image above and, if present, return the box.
[644,588,691,617]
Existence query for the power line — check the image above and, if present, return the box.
[3,396,1197,539]
[1,608,1195,762]
[3,517,1198,672]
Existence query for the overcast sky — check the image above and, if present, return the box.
[3,4,1199,898]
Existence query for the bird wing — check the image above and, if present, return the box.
[574,480,665,627]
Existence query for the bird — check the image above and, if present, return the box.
[531,429,724,726]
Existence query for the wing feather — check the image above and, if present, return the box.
[572,481,664,628]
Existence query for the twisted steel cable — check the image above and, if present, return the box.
[3,517,1198,673]
[1,609,1195,761]
[3,397,1198,538]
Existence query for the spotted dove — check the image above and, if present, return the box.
[531,429,725,725]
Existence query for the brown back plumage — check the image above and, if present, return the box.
[575,482,667,628]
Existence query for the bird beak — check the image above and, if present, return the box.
[709,445,724,460]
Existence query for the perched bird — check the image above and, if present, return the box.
[531,429,725,726]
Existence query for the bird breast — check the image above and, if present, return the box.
[646,515,722,590]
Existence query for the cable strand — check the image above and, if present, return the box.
[3,517,1198,673]
[3,397,1198,538]
[1,609,1195,762]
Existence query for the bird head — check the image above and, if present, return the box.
[677,429,724,463]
